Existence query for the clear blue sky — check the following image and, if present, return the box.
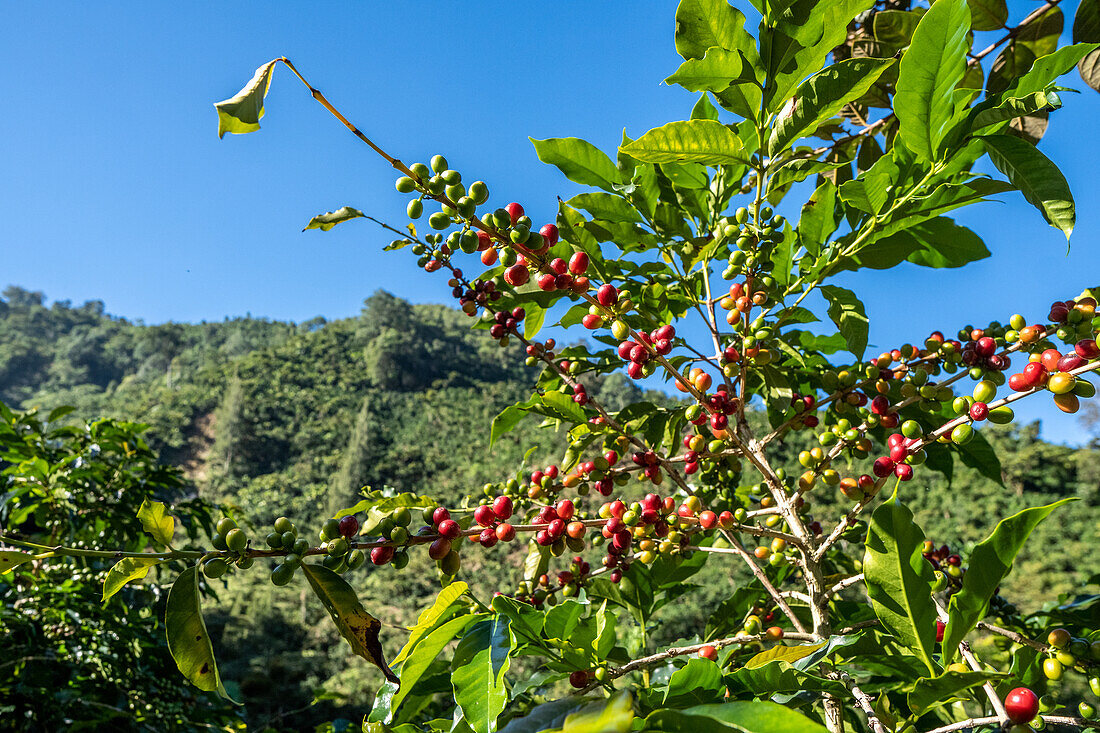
[1,3,1097,444]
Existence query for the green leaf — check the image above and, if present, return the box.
[768,158,847,191]
[725,661,845,697]
[541,390,588,425]
[837,217,990,271]
[490,399,536,448]
[620,121,744,166]
[664,658,724,706]
[524,303,547,341]
[46,405,75,422]
[552,694,634,733]
[594,601,617,658]
[395,581,470,666]
[1012,43,1100,95]
[982,134,1075,238]
[0,550,34,574]
[544,597,588,641]
[895,0,971,161]
[1075,3,1100,90]
[137,498,175,546]
[451,617,512,733]
[102,557,163,603]
[863,498,938,676]
[300,563,398,683]
[165,566,232,699]
[744,641,826,669]
[215,60,278,138]
[304,206,365,232]
[873,9,925,46]
[531,138,622,191]
[971,90,1062,134]
[907,670,1008,715]
[769,58,893,155]
[645,701,828,733]
[1017,6,1063,58]
[969,0,1007,32]
[675,0,757,64]
[566,193,643,224]
[387,614,479,720]
[797,180,838,257]
[941,499,1074,664]
[666,48,750,93]
[819,285,868,359]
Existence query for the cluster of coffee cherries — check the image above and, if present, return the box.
[717,206,786,281]
[513,555,594,607]
[1046,296,1099,344]
[1041,627,1100,684]
[202,517,254,578]
[452,274,504,317]
[487,306,526,341]
[615,323,676,380]
[1009,343,1099,414]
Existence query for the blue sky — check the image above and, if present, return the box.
[1,2,1097,443]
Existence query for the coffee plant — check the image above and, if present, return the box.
[6,1,1100,731]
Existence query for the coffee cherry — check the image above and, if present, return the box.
[474,505,496,527]
[338,515,359,538]
[225,528,248,553]
[271,564,294,586]
[1004,687,1039,724]
[1047,628,1071,648]
[216,517,237,536]
[1042,657,1063,680]
[428,538,452,561]
[438,519,461,539]
[698,645,718,661]
[203,558,229,579]
[596,284,619,307]
[273,517,294,535]
[370,546,394,566]
[569,670,589,688]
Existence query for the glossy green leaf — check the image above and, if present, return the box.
[971,90,1062,133]
[1010,43,1100,97]
[769,58,893,155]
[541,390,588,425]
[136,498,175,546]
[387,614,479,720]
[895,0,971,161]
[863,498,938,676]
[554,694,634,733]
[594,601,616,658]
[744,641,826,669]
[165,566,232,698]
[451,617,512,733]
[531,138,622,191]
[0,550,34,574]
[873,9,925,46]
[664,658,724,706]
[725,661,845,696]
[566,193,642,224]
[490,399,536,449]
[395,581,470,666]
[907,670,1008,714]
[524,303,547,341]
[215,59,277,138]
[797,180,838,257]
[102,557,163,603]
[645,701,828,733]
[544,597,587,640]
[768,158,846,191]
[674,0,757,65]
[819,285,868,359]
[620,121,744,166]
[300,563,398,683]
[666,48,750,93]
[304,206,365,232]
[969,0,1008,32]
[941,499,1074,664]
[982,134,1075,238]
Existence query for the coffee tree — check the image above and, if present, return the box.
[6,1,1100,732]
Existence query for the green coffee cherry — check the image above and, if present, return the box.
[320,518,341,542]
[203,558,229,579]
[216,517,237,536]
[407,199,424,219]
[225,528,248,553]
[271,564,294,586]
[273,517,294,534]
[395,176,416,193]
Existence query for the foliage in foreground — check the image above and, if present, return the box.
[8,1,1100,732]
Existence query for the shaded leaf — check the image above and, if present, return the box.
[969,0,1008,32]
[907,670,1008,714]
[1074,2,1100,91]
[165,566,232,698]
[726,661,845,696]
[864,498,938,676]
[942,499,1074,663]
[0,550,34,574]
[215,60,277,138]
[1017,6,1064,58]
[819,285,868,359]
[664,658,724,706]
[304,206,365,232]
[300,563,398,683]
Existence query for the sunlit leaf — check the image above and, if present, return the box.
[102,556,163,603]
[137,498,175,546]
[165,566,233,699]
[304,206,365,232]
[215,60,278,138]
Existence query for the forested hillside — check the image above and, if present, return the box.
[2,285,1099,729]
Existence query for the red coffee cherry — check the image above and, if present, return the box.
[338,515,359,538]
[569,670,589,688]
[596,284,619,306]
[506,202,524,224]
[438,519,461,539]
[492,495,513,521]
[1004,687,1039,724]
[698,645,718,660]
[540,223,559,246]
[569,252,589,275]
